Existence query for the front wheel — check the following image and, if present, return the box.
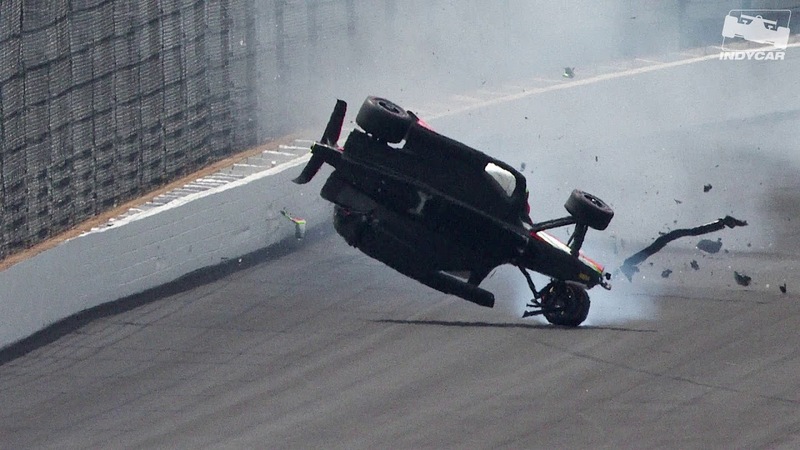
[355,96,414,143]
[541,281,590,327]
[564,189,614,231]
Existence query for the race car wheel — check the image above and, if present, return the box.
[355,96,414,144]
[564,189,614,231]
[541,281,590,327]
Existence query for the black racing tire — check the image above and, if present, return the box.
[355,96,414,143]
[564,189,614,231]
[541,282,590,327]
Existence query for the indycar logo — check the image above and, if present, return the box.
[721,10,791,48]
[720,10,791,60]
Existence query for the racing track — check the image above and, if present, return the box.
[3,49,800,448]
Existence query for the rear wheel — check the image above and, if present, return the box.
[564,189,614,230]
[541,281,590,327]
[355,96,414,143]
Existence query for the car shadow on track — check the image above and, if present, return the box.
[375,319,655,333]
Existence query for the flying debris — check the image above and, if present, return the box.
[697,238,722,254]
[563,67,575,78]
[281,209,307,239]
[619,215,748,280]
[734,271,752,287]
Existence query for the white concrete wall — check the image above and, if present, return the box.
[0,155,331,349]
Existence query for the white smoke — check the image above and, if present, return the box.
[479,238,660,327]
[580,281,659,327]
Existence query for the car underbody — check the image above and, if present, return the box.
[294,96,615,326]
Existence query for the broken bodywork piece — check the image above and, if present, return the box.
[281,209,307,239]
[734,271,752,287]
[697,238,723,254]
[620,215,748,280]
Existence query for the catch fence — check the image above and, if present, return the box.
[0,0,256,259]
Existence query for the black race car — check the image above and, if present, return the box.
[294,96,614,326]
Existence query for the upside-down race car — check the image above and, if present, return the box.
[294,96,614,326]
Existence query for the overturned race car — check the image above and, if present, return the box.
[294,96,614,326]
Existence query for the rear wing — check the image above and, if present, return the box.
[292,100,347,184]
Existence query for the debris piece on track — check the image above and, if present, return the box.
[704,184,713,192]
[563,67,575,78]
[281,209,307,239]
[661,269,673,278]
[780,283,787,294]
[734,271,752,287]
[697,238,723,254]
[690,260,700,270]
[619,215,747,280]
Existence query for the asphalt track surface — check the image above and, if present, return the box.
[3,50,800,448]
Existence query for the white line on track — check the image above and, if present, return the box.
[527,77,562,83]
[265,149,300,156]
[425,41,800,121]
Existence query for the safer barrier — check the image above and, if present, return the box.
[0,152,330,350]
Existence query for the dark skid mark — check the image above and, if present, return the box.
[712,107,800,128]
[0,224,335,366]
[620,215,747,281]
[375,319,656,333]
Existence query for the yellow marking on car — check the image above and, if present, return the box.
[535,231,604,274]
